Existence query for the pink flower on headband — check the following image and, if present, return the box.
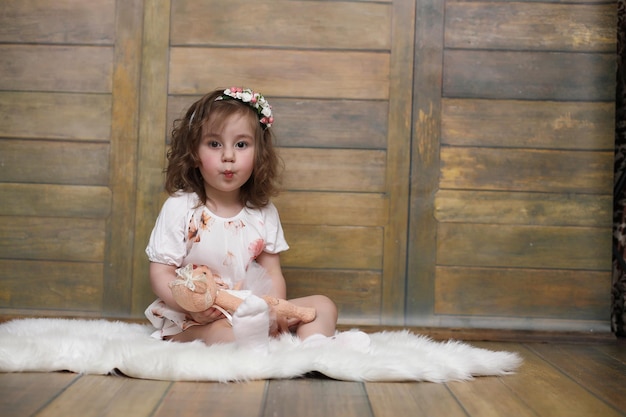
[219,87,274,128]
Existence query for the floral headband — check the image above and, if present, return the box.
[215,87,274,128]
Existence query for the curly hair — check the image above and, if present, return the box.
[165,88,283,208]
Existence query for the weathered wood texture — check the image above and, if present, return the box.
[130,0,172,316]
[406,0,615,331]
[131,0,408,324]
[0,0,118,318]
[0,0,616,333]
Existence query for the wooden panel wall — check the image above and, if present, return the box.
[131,0,413,326]
[0,0,142,317]
[407,0,616,331]
[0,0,617,333]
[0,0,113,316]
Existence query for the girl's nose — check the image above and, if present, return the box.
[222,148,235,162]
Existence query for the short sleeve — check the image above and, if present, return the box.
[145,193,195,265]
[260,202,289,254]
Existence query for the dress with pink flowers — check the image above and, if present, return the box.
[144,191,289,339]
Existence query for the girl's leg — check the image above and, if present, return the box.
[289,295,338,339]
[168,295,271,350]
[168,318,235,345]
[289,295,370,351]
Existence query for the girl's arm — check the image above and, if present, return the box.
[255,252,287,299]
[149,262,185,311]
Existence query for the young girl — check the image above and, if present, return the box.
[144,87,344,351]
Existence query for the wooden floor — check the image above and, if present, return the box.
[1,339,625,417]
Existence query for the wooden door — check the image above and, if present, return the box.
[406,0,616,332]
[0,0,143,318]
[130,0,414,326]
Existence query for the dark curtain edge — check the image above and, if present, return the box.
[612,0,626,336]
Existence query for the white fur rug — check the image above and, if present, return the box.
[0,318,522,382]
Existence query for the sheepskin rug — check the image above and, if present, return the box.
[0,318,522,382]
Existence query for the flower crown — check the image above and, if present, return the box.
[216,87,274,128]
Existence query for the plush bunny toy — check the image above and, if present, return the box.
[169,264,316,323]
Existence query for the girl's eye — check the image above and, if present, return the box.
[235,141,248,149]
[209,141,221,148]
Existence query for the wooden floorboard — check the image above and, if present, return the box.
[263,378,373,417]
[449,378,536,417]
[152,380,266,417]
[593,339,626,363]
[366,382,466,417]
[0,372,79,417]
[1,341,625,417]
[479,342,623,417]
[35,375,171,417]
[527,342,626,414]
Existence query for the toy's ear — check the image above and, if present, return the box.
[194,265,212,277]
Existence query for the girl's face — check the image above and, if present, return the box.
[197,112,256,202]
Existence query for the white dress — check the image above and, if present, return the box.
[144,192,289,338]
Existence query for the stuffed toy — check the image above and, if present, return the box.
[169,263,316,323]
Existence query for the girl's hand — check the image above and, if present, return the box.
[270,315,299,337]
[188,307,225,324]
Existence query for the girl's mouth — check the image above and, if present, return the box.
[223,170,234,179]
